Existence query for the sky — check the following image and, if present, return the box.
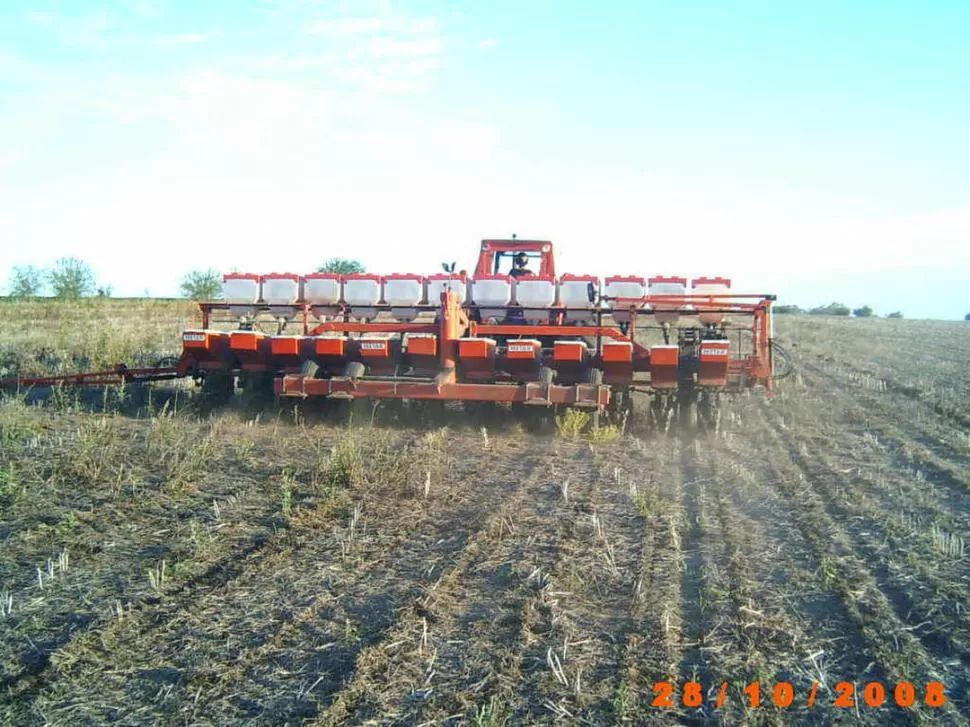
[1,0,968,319]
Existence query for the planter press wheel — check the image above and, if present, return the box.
[585,368,603,430]
[200,372,235,406]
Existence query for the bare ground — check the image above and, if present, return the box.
[1,310,969,726]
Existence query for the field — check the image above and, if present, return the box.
[1,300,969,726]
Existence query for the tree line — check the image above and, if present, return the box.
[7,258,115,298]
[773,302,905,318]
[5,257,366,300]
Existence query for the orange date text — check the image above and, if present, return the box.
[650,680,947,709]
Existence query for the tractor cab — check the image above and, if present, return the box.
[468,239,561,341]
[474,239,556,278]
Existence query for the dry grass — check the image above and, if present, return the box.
[0,298,198,379]
[1,301,968,725]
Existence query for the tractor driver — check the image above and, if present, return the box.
[509,252,533,278]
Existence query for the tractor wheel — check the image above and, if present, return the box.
[300,360,320,378]
[200,373,234,406]
[608,386,634,432]
[239,372,276,409]
[698,391,722,434]
[584,369,604,433]
[678,395,698,429]
[345,361,366,380]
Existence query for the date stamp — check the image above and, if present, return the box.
[651,680,947,709]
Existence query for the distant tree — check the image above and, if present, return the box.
[7,265,44,297]
[774,304,803,314]
[965,312,970,321]
[96,284,113,297]
[888,311,903,319]
[317,258,365,275]
[48,257,96,298]
[852,305,874,318]
[180,268,223,300]
[809,302,850,316]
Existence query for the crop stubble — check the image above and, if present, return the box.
[1,307,968,725]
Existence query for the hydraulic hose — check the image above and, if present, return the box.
[769,340,794,380]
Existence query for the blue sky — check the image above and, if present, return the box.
[1,0,968,319]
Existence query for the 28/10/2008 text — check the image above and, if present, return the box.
[651,680,947,709]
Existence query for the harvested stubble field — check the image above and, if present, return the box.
[1,300,969,726]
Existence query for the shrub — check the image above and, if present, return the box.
[774,304,803,314]
[317,258,365,275]
[7,265,44,298]
[852,305,874,318]
[180,269,223,300]
[888,311,903,319]
[556,409,589,438]
[809,302,850,316]
[48,257,96,298]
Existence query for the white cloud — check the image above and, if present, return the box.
[308,15,438,35]
[154,32,208,46]
[297,9,444,89]
[334,63,437,93]
[129,0,165,19]
[402,58,440,76]
[25,10,55,26]
[366,37,441,59]
[0,146,28,173]
[0,51,39,81]
[25,10,112,49]
[250,54,338,72]
[478,38,497,50]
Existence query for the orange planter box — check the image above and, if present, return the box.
[230,331,263,353]
[270,336,302,356]
[459,338,496,359]
[406,335,437,357]
[315,337,346,357]
[649,345,679,366]
[182,330,220,351]
[602,341,634,363]
[554,340,587,363]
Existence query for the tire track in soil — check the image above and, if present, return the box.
[611,438,686,726]
[674,433,716,722]
[314,439,648,726]
[704,430,880,726]
[758,405,970,712]
[790,365,970,581]
[419,446,606,724]
[799,361,970,504]
[794,363,970,589]
[306,445,572,726]
[206,451,555,726]
[0,477,290,702]
[820,356,970,433]
[750,403,965,726]
[203,444,561,725]
[715,425,915,725]
[496,443,640,723]
[0,416,382,702]
[26,440,538,725]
